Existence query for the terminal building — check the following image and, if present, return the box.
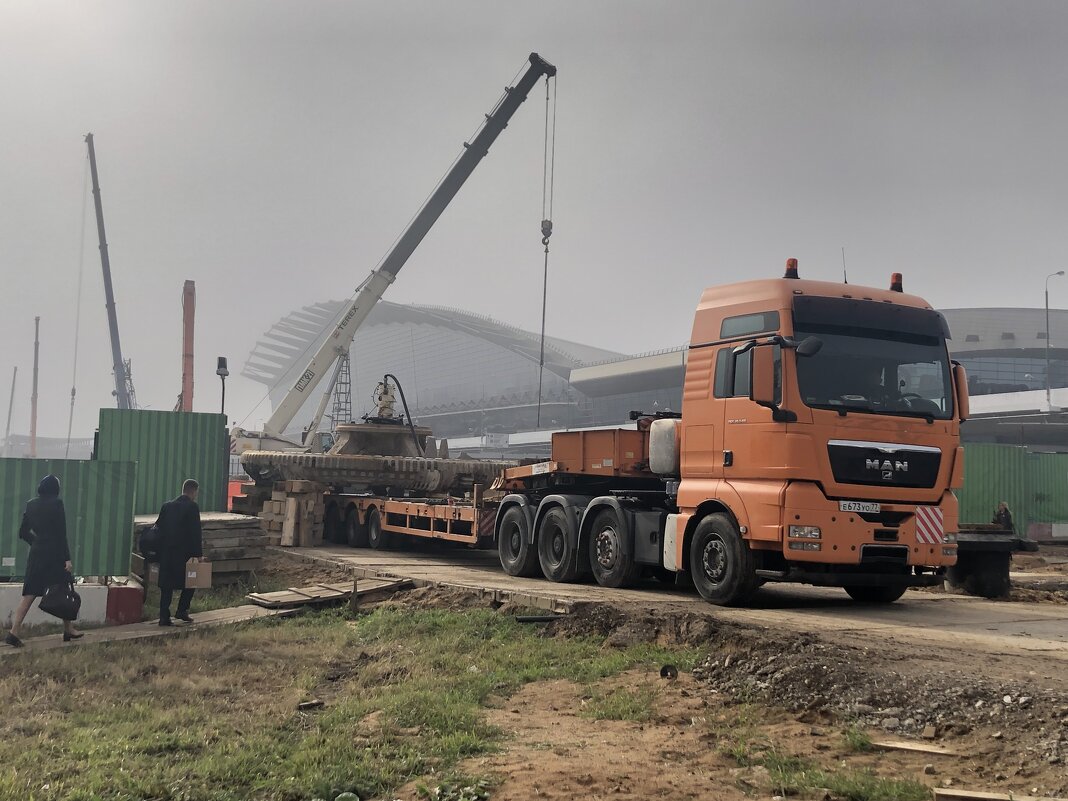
[243,302,1068,458]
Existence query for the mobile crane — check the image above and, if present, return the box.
[233,52,557,454]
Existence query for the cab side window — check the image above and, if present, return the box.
[713,346,780,401]
[713,348,751,398]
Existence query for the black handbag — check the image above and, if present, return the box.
[39,576,81,621]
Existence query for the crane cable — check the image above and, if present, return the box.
[535,73,557,429]
[65,154,90,458]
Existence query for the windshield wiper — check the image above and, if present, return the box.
[809,402,873,417]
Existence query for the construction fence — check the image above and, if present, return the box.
[0,457,136,579]
[95,409,228,515]
[958,444,1068,536]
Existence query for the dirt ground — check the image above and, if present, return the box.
[377,576,1068,800]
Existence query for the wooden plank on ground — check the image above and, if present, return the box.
[934,790,1068,801]
[247,578,411,609]
[871,738,960,756]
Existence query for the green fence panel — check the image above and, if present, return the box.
[1029,452,1068,525]
[959,444,1068,533]
[0,458,136,579]
[95,409,227,515]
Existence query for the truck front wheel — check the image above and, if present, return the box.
[689,513,759,606]
[844,585,907,604]
[588,509,642,588]
[498,506,541,577]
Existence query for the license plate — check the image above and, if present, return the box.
[839,500,880,514]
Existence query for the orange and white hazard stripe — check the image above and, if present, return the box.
[915,506,944,544]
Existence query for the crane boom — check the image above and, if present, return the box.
[260,52,556,438]
[85,133,134,410]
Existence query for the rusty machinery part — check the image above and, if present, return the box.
[364,374,425,457]
[240,450,514,494]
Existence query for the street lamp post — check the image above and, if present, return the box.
[216,356,229,416]
[1046,271,1064,410]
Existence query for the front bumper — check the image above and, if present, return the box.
[779,482,958,568]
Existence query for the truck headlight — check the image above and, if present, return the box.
[788,541,822,551]
[942,532,957,543]
[942,547,957,557]
[789,525,821,539]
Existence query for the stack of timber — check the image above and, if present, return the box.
[231,481,269,517]
[258,481,326,547]
[133,512,268,576]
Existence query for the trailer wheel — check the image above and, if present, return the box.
[844,585,907,604]
[537,507,582,583]
[366,507,392,550]
[498,506,541,577]
[588,509,642,588]
[345,506,368,548]
[689,513,759,606]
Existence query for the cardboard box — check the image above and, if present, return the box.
[131,554,211,589]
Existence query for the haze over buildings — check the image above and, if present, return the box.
[2,1,1068,440]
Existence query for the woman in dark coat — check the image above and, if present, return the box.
[5,475,82,647]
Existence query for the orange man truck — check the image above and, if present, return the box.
[322,259,968,606]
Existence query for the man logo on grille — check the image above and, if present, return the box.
[867,458,908,481]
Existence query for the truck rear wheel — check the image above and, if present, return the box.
[844,585,907,604]
[689,513,759,606]
[498,506,541,577]
[589,509,642,588]
[345,506,368,548]
[366,507,393,550]
[538,507,582,583]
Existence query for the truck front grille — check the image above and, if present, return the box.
[828,440,941,489]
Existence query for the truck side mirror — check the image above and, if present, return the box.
[795,336,823,357]
[750,345,777,407]
[953,362,969,421]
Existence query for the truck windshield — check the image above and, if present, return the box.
[793,327,953,420]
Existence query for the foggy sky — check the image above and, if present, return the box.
[2,0,1067,438]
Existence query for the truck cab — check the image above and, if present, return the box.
[657,260,968,604]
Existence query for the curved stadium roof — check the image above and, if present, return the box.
[243,299,626,394]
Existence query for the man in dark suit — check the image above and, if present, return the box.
[155,478,204,626]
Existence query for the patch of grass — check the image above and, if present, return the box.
[843,724,874,752]
[0,604,699,801]
[715,709,928,801]
[814,768,931,801]
[417,775,494,801]
[580,683,658,722]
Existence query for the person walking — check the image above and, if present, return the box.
[155,478,204,626]
[5,474,82,647]
[993,501,1015,533]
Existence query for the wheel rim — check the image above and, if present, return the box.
[594,526,620,570]
[506,522,522,560]
[701,536,728,585]
[546,523,566,567]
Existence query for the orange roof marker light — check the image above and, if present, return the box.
[890,273,904,292]
[784,258,800,279]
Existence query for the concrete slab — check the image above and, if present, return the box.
[0,582,110,627]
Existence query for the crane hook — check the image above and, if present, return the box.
[541,218,552,247]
